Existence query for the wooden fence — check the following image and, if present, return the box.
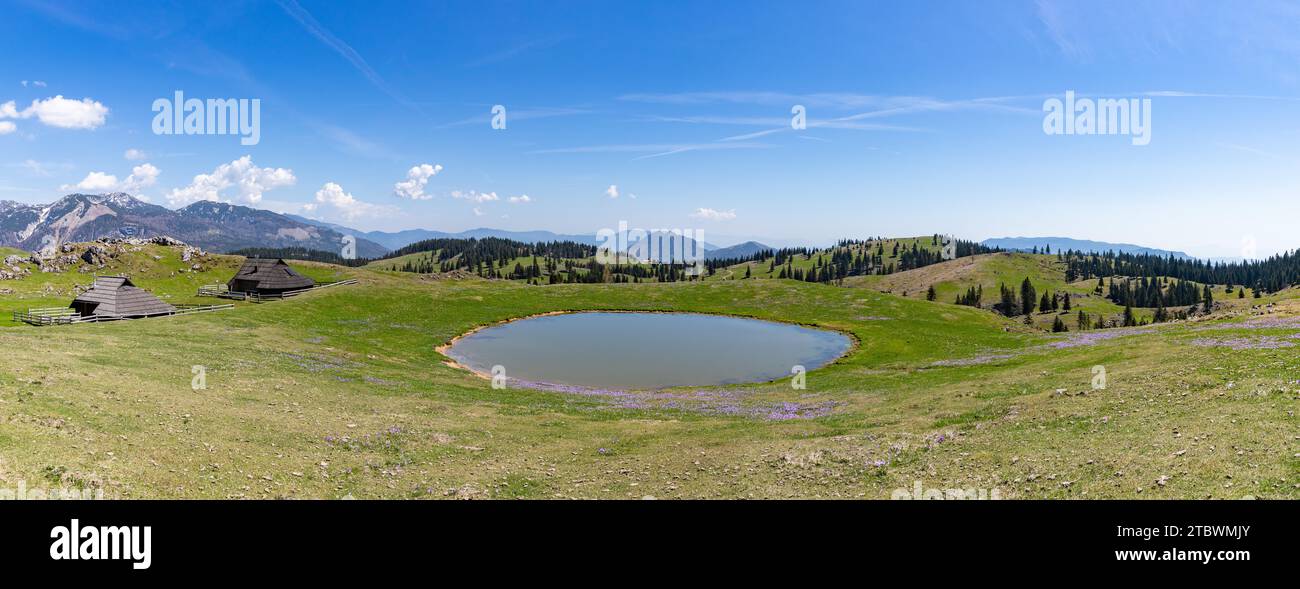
[196,279,357,302]
[13,304,234,327]
[12,307,80,326]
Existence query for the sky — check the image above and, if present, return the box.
[2,0,1300,258]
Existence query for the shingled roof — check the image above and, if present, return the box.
[70,276,176,318]
[227,258,315,293]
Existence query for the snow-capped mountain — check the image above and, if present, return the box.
[0,193,388,257]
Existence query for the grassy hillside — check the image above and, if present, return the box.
[847,252,1138,329]
[704,236,941,281]
[364,235,950,284]
[846,251,1295,331]
[0,242,346,326]
[0,240,1296,499]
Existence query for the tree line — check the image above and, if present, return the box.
[1062,249,1300,295]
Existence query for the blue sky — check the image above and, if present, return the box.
[2,0,1299,257]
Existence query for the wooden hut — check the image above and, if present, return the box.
[69,276,176,318]
[227,258,314,295]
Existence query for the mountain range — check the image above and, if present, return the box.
[0,193,388,258]
[1,194,1204,264]
[284,214,602,250]
[980,236,1193,259]
[287,214,764,259]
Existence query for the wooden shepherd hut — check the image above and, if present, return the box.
[69,276,176,318]
[227,258,315,295]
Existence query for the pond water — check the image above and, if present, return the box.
[444,312,852,389]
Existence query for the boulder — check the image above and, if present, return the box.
[150,236,186,247]
[80,245,110,266]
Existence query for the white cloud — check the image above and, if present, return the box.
[313,181,386,220]
[604,184,619,199]
[165,155,295,207]
[63,171,119,192]
[124,148,147,160]
[472,207,485,216]
[20,81,47,88]
[0,121,14,135]
[508,194,532,204]
[59,163,160,194]
[690,207,737,221]
[0,95,109,130]
[122,163,160,193]
[392,163,442,199]
[451,190,500,203]
[20,159,51,175]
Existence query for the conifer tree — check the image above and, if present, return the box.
[1020,278,1037,316]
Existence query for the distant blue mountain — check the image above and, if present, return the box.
[981,236,1193,259]
[286,215,602,250]
[705,241,773,260]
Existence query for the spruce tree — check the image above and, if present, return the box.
[1020,278,1037,316]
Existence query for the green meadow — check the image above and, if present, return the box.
[0,242,1296,499]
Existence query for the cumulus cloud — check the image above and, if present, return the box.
[122,163,160,193]
[310,181,387,220]
[0,96,109,130]
[451,189,500,203]
[508,194,532,204]
[63,171,119,192]
[60,163,161,194]
[690,207,737,221]
[0,121,14,135]
[124,148,147,160]
[165,155,295,207]
[604,184,619,199]
[392,163,443,199]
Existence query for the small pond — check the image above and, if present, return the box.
[444,312,852,389]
